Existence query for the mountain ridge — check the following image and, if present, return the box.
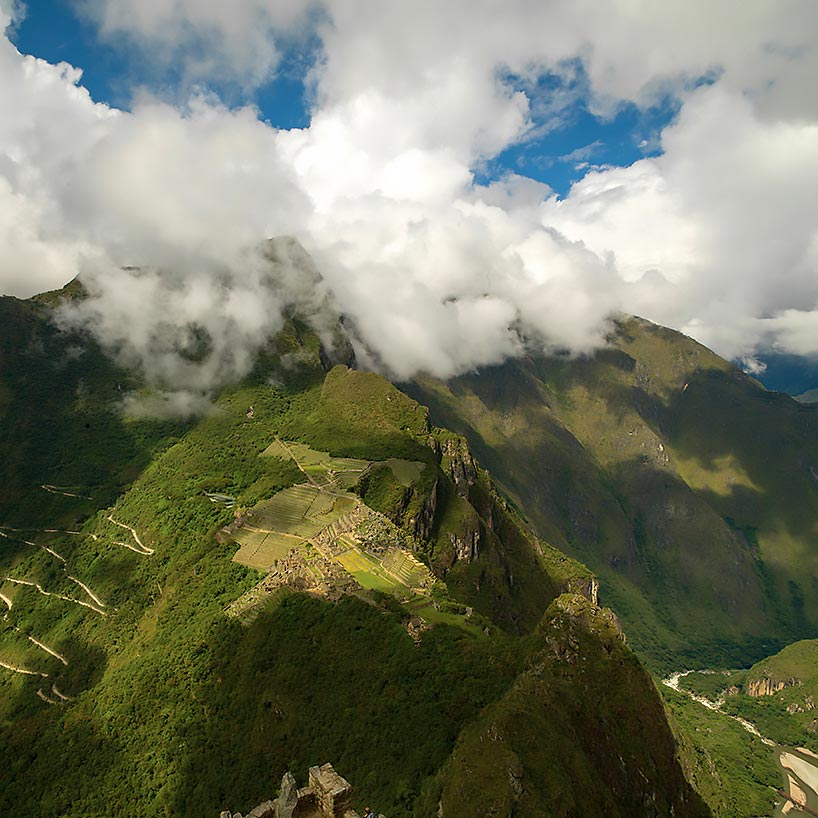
[5,284,818,816]
[406,315,818,670]
[0,289,712,817]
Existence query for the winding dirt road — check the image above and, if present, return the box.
[1,583,70,694]
[67,575,105,608]
[1,527,107,610]
[106,515,154,555]
[40,484,91,500]
[0,658,48,677]
[24,633,68,666]
[3,576,106,616]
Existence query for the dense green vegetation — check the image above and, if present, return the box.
[11,286,818,817]
[662,687,779,818]
[0,348,519,815]
[678,670,745,700]
[407,317,818,671]
[427,594,710,818]
[0,292,187,526]
[680,640,818,752]
[0,291,706,817]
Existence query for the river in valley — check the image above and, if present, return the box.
[663,671,818,816]
[774,745,818,817]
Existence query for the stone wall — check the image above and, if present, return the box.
[221,764,364,818]
[309,763,354,817]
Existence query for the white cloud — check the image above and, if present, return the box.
[542,83,818,359]
[77,0,315,92]
[737,354,767,376]
[0,1,817,401]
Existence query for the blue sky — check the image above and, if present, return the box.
[10,0,678,196]
[11,0,313,127]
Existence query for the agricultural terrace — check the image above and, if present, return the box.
[261,439,369,489]
[231,438,479,632]
[232,486,357,570]
[261,438,425,490]
[332,535,427,594]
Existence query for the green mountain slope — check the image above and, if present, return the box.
[429,594,706,818]
[0,292,705,817]
[681,638,818,751]
[662,686,781,818]
[407,316,818,669]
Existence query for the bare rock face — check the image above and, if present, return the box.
[564,575,599,606]
[412,477,438,542]
[746,676,801,697]
[449,517,481,563]
[429,433,477,499]
[275,772,298,818]
[442,439,477,499]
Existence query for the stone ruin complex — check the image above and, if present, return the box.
[220,762,377,818]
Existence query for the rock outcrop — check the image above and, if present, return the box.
[275,772,298,818]
[433,592,707,818]
[432,434,478,499]
[448,516,481,563]
[410,477,438,543]
[746,676,801,697]
[564,575,599,606]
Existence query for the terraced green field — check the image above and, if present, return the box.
[381,548,430,585]
[246,485,325,537]
[261,439,369,486]
[231,484,358,569]
[330,539,441,613]
[261,439,424,494]
[334,543,401,593]
[232,531,303,570]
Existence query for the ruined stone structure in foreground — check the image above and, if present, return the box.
[220,763,370,818]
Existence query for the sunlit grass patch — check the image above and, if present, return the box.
[232,531,303,570]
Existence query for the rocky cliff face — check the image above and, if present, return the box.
[410,475,438,543]
[378,427,599,635]
[424,431,490,566]
[448,515,481,562]
[564,575,600,606]
[746,676,801,697]
[431,432,478,499]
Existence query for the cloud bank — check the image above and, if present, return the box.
[1,0,817,396]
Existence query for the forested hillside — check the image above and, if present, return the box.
[0,291,708,818]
